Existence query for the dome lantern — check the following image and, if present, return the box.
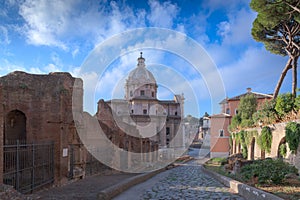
[137,52,145,68]
[125,52,157,100]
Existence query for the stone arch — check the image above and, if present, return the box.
[250,138,255,160]
[277,137,286,158]
[261,149,265,159]
[4,110,26,144]
[233,139,237,154]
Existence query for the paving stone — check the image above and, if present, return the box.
[138,160,245,200]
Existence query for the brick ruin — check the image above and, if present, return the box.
[0,71,158,192]
[96,99,157,154]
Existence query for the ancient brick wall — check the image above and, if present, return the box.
[0,86,3,184]
[0,71,83,185]
[96,99,156,154]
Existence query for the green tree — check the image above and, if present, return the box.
[229,114,241,131]
[275,93,295,117]
[250,0,300,98]
[238,94,257,127]
[253,99,278,124]
[257,126,273,153]
[285,121,300,154]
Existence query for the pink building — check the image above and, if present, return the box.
[210,88,272,158]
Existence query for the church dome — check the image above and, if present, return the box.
[127,52,156,85]
[125,52,157,100]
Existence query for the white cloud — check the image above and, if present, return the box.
[28,67,43,74]
[0,26,10,45]
[44,63,61,72]
[203,0,250,14]
[0,59,61,76]
[18,0,75,49]
[206,8,257,67]
[0,59,25,76]
[50,52,62,67]
[69,66,81,77]
[217,21,231,38]
[71,47,79,58]
[77,71,99,114]
[147,0,179,28]
[219,47,288,94]
[217,8,256,45]
[17,0,152,51]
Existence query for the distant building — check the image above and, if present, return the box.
[210,88,273,158]
[197,112,210,141]
[98,53,185,154]
[183,115,200,146]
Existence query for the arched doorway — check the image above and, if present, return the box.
[238,143,241,153]
[277,137,286,158]
[250,138,255,160]
[261,150,265,159]
[4,110,26,144]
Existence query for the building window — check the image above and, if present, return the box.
[152,92,154,97]
[166,127,170,135]
[131,109,134,114]
[235,109,238,115]
[219,129,224,137]
[175,111,177,116]
[140,90,145,96]
[226,108,230,114]
[143,109,147,114]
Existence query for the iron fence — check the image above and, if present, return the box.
[69,145,111,178]
[3,140,54,193]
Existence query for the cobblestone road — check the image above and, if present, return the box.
[114,160,245,200]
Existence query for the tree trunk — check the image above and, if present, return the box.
[292,56,298,98]
[273,57,293,98]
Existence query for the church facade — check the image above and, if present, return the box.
[100,53,185,152]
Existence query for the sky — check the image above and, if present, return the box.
[0,0,295,117]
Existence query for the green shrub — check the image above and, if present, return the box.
[285,122,300,154]
[235,130,245,145]
[229,115,241,131]
[275,93,294,117]
[253,99,278,125]
[242,143,248,159]
[294,95,300,112]
[244,130,258,146]
[238,94,257,120]
[240,119,254,128]
[279,143,287,157]
[257,126,272,153]
[209,157,228,165]
[240,159,298,184]
[235,131,248,159]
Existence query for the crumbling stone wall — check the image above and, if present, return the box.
[0,71,83,185]
[0,71,159,189]
[232,120,300,172]
[96,99,158,153]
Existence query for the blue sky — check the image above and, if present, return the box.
[0,0,295,117]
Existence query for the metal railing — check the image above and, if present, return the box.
[3,140,54,193]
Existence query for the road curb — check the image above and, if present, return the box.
[201,166,283,200]
[97,167,166,200]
